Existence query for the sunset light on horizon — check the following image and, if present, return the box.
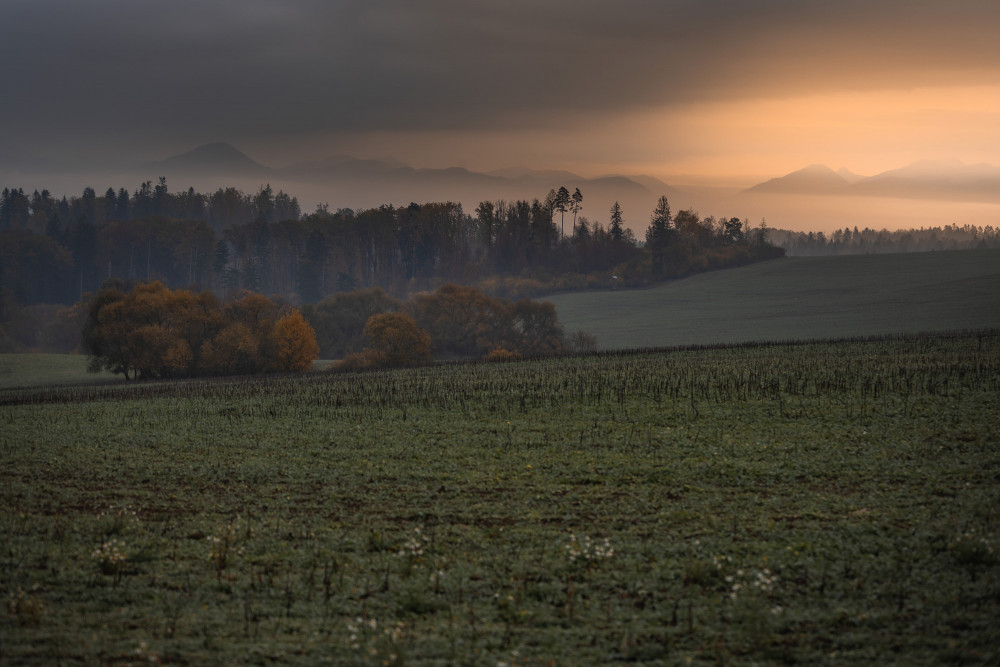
[2,0,999,231]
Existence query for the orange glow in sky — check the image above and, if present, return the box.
[580,85,1000,185]
[322,85,1000,190]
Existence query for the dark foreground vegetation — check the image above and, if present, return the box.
[2,330,998,664]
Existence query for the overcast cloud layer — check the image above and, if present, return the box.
[2,0,999,173]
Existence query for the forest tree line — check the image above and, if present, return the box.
[769,224,1000,256]
[1,179,783,353]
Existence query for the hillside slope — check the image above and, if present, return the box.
[547,248,1000,349]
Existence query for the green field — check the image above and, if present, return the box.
[0,354,117,391]
[547,248,1000,349]
[2,331,998,664]
[0,354,330,391]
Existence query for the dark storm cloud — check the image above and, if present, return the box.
[2,0,998,158]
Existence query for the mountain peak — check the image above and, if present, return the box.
[744,164,850,195]
[743,159,1000,203]
[152,142,269,174]
[799,163,839,174]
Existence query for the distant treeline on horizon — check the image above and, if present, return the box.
[770,224,1000,256]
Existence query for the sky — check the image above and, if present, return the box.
[2,0,999,190]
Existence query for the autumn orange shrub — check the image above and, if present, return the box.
[200,323,258,375]
[484,347,523,362]
[334,312,432,371]
[335,348,390,372]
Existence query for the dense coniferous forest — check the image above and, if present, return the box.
[0,179,784,353]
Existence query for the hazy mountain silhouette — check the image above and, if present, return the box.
[744,160,1000,203]
[849,160,1000,202]
[149,142,269,177]
[148,147,998,209]
[486,167,585,182]
[137,143,682,226]
[623,174,686,199]
[7,140,998,238]
[136,145,1000,236]
[744,164,851,195]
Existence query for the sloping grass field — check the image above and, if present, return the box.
[547,248,1000,349]
[0,354,116,391]
[2,329,999,665]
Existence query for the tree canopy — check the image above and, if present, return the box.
[83,282,318,380]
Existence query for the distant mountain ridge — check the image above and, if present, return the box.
[142,143,681,222]
[743,160,1000,202]
[147,142,269,176]
[746,164,852,195]
[152,143,668,196]
[136,144,1000,231]
[849,160,1000,201]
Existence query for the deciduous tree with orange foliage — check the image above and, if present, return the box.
[272,310,320,372]
[84,281,318,379]
[336,312,432,370]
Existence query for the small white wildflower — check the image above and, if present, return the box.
[566,533,614,564]
[398,527,427,558]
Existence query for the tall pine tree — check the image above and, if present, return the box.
[645,196,672,278]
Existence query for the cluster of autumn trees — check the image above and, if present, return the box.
[82,280,580,379]
[83,282,318,380]
[304,283,579,364]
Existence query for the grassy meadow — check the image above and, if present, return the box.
[0,354,117,391]
[547,248,1000,349]
[2,330,999,665]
